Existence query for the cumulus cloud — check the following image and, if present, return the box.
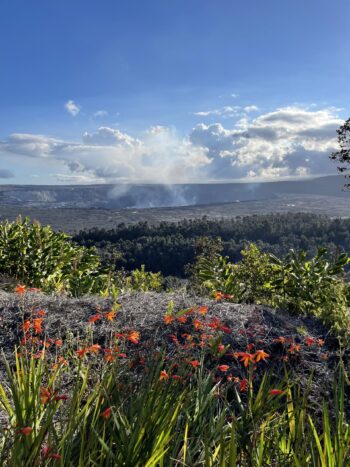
[64,100,80,117]
[0,106,342,183]
[0,126,211,183]
[189,106,342,179]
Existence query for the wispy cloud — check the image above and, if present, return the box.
[93,110,108,118]
[194,106,240,117]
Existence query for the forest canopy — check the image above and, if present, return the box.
[74,213,350,277]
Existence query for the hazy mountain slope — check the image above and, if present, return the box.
[0,175,348,209]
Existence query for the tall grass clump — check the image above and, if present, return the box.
[1,350,350,466]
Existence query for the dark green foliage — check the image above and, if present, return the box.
[74,213,350,277]
[0,217,111,296]
[197,243,350,336]
[330,117,350,188]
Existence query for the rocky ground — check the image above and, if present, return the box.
[0,290,341,405]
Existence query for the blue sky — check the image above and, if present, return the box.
[0,0,349,184]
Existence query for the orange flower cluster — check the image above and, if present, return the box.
[39,386,68,404]
[88,310,117,324]
[233,350,269,367]
[214,291,234,301]
[22,317,43,335]
[115,330,140,344]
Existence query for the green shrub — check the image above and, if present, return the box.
[197,242,350,336]
[114,264,164,292]
[197,243,275,303]
[0,217,111,296]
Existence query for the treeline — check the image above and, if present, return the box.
[73,213,350,277]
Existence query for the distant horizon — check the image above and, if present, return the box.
[0,173,343,187]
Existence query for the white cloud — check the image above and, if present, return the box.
[0,126,211,183]
[189,106,342,179]
[194,106,240,117]
[64,100,80,117]
[0,105,342,183]
[244,105,259,113]
[93,110,108,118]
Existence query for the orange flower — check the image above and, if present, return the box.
[208,317,221,329]
[269,389,284,396]
[40,387,52,404]
[288,344,301,354]
[88,314,102,324]
[217,344,225,353]
[239,378,248,392]
[89,344,102,354]
[104,352,115,363]
[76,348,89,359]
[54,339,63,347]
[193,319,203,330]
[181,333,193,341]
[19,426,32,436]
[101,407,112,420]
[254,350,270,362]
[127,331,140,344]
[23,320,31,333]
[15,284,26,295]
[198,306,208,315]
[189,360,200,368]
[36,309,46,317]
[317,339,325,347]
[236,352,255,367]
[214,291,224,301]
[114,332,125,339]
[164,315,174,325]
[305,337,315,346]
[105,311,116,321]
[246,343,255,351]
[273,336,286,344]
[177,316,187,324]
[33,318,43,335]
[217,364,230,373]
[160,370,169,381]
